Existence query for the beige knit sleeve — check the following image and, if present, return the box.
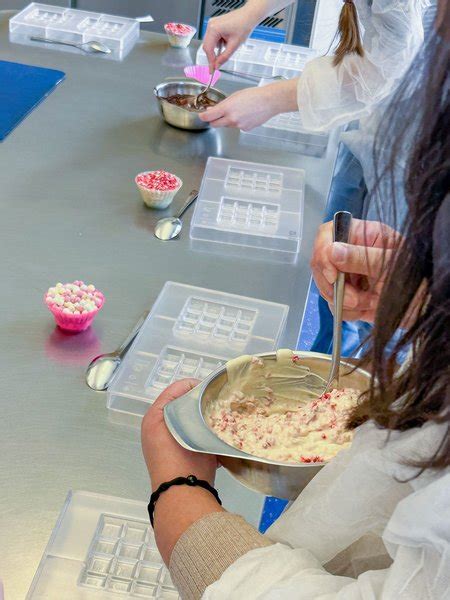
[169,512,273,600]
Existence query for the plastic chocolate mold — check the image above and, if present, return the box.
[174,297,257,342]
[9,3,140,60]
[80,514,179,597]
[107,282,288,421]
[190,158,304,262]
[27,491,183,599]
[217,198,280,232]
[196,39,317,79]
[225,166,283,196]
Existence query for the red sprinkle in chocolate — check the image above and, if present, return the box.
[136,170,180,191]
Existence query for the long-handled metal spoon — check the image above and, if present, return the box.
[323,210,353,393]
[193,71,215,109]
[30,36,111,54]
[86,311,149,391]
[219,69,287,82]
[154,189,198,240]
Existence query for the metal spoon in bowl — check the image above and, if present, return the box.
[154,189,198,240]
[323,210,353,393]
[86,311,149,391]
[194,42,224,108]
[281,211,353,398]
[30,36,111,54]
[193,71,215,109]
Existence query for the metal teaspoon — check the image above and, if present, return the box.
[154,189,199,240]
[86,311,149,391]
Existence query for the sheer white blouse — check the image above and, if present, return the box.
[203,421,450,599]
[298,0,432,131]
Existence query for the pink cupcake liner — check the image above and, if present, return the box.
[45,292,105,332]
[184,65,221,86]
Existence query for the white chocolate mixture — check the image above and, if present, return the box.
[205,351,360,464]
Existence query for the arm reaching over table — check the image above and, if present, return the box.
[203,0,296,70]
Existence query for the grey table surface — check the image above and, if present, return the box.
[0,15,339,599]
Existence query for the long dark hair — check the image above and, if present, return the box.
[348,12,450,470]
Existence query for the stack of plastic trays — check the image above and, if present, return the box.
[189,157,305,263]
[9,3,140,60]
[106,282,289,423]
[26,491,181,599]
[196,39,317,79]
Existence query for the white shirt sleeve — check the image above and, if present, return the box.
[298,0,429,131]
[202,423,450,599]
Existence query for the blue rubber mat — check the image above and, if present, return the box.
[0,60,65,141]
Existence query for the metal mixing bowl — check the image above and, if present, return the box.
[154,80,227,131]
[164,351,371,500]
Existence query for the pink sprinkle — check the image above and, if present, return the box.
[165,22,194,36]
[135,170,180,191]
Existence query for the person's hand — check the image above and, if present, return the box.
[141,379,217,490]
[310,219,402,322]
[199,79,298,130]
[203,7,256,70]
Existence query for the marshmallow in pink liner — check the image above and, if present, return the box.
[164,22,196,48]
[45,281,105,332]
[135,169,183,209]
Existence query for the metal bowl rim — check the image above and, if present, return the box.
[154,80,227,115]
[197,350,371,469]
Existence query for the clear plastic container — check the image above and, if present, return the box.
[240,78,330,157]
[189,157,304,262]
[196,39,317,79]
[9,3,140,60]
[107,282,289,421]
[26,491,179,599]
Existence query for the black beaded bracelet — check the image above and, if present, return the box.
[148,474,222,527]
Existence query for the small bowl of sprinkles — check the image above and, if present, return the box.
[164,22,196,48]
[135,169,183,209]
[45,281,104,332]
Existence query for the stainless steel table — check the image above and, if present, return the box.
[0,16,338,599]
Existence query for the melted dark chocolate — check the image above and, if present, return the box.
[164,93,219,112]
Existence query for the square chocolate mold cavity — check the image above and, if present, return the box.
[113,559,138,579]
[217,198,280,233]
[141,548,162,565]
[131,582,158,597]
[174,298,257,343]
[99,515,125,539]
[136,564,161,584]
[26,7,70,24]
[225,166,283,196]
[93,538,117,555]
[118,542,142,560]
[86,555,113,575]
[79,573,107,589]
[146,347,225,398]
[124,523,149,544]
[106,576,133,593]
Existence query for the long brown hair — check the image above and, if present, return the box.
[348,16,450,470]
[333,0,364,66]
